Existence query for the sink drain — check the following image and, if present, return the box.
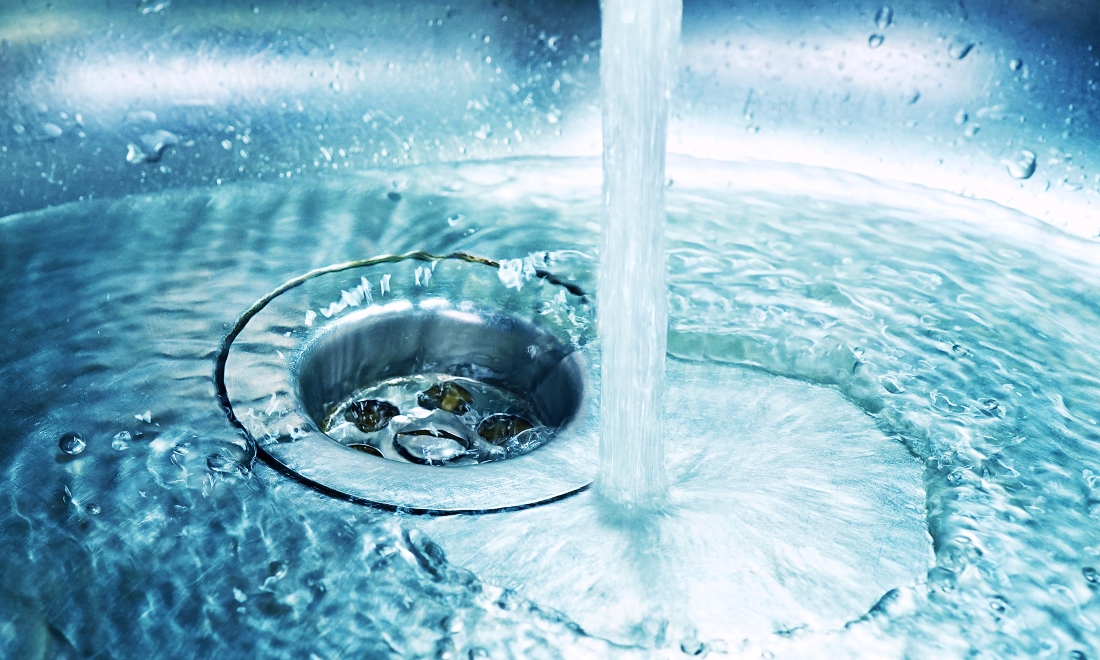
[216,252,597,512]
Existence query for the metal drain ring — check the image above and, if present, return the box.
[215,252,598,513]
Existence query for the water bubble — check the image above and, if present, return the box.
[111,431,132,451]
[868,34,885,49]
[446,213,465,227]
[906,89,921,104]
[387,191,402,202]
[874,6,894,29]
[40,123,62,140]
[954,109,968,125]
[964,124,980,138]
[221,139,232,150]
[12,123,24,135]
[85,503,101,515]
[58,431,86,455]
[1004,150,1037,180]
[1009,58,1023,71]
[949,37,975,60]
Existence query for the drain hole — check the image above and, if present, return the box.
[295,306,584,466]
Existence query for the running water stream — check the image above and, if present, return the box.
[597,0,682,507]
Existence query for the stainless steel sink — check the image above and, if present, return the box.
[2,0,1097,234]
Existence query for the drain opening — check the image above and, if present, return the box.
[218,252,598,512]
[296,306,584,466]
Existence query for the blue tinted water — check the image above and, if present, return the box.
[1,158,1098,657]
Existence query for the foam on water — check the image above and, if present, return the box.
[0,158,1098,657]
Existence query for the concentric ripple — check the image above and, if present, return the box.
[0,157,1097,658]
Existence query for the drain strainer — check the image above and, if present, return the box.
[216,252,598,512]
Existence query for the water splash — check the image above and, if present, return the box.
[597,0,682,507]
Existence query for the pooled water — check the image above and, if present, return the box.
[1,158,1099,657]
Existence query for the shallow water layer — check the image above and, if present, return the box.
[1,158,1099,658]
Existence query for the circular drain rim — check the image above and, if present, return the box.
[215,251,598,513]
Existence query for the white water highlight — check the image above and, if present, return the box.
[597,0,682,506]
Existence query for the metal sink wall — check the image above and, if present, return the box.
[1,0,1097,235]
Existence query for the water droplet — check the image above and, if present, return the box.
[446,213,465,227]
[387,191,402,202]
[949,38,975,60]
[1004,150,1036,179]
[221,139,232,150]
[137,129,178,162]
[111,431,132,451]
[907,89,921,104]
[874,6,894,29]
[58,431,86,455]
[268,560,287,579]
[1009,58,1023,71]
[868,34,885,49]
[954,109,968,125]
[138,0,170,14]
[40,123,62,139]
[964,124,980,138]
[1084,566,1099,584]
[12,123,25,135]
[125,143,147,164]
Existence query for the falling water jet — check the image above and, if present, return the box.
[597,0,682,508]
